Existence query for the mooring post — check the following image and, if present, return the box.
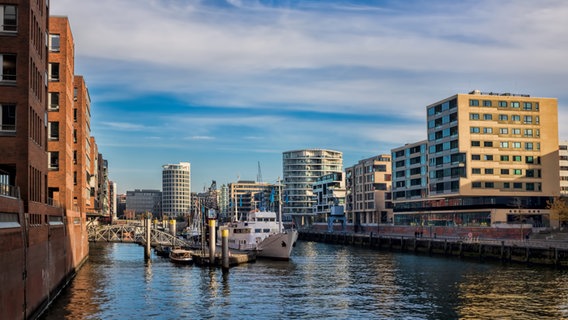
[145,214,151,261]
[169,219,176,237]
[222,229,229,271]
[209,219,216,265]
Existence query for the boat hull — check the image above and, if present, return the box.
[257,229,298,260]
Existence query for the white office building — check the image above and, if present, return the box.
[162,162,191,217]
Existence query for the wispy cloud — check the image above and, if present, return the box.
[51,0,568,192]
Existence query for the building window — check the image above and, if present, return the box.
[48,92,60,111]
[512,115,521,122]
[484,141,493,147]
[483,114,492,120]
[49,34,60,52]
[524,129,533,137]
[470,113,480,120]
[485,182,494,188]
[498,101,507,108]
[0,5,17,32]
[526,183,535,191]
[48,152,59,170]
[500,141,509,148]
[513,169,522,175]
[0,103,16,132]
[472,154,481,161]
[49,63,60,81]
[471,141,480,147]
[513,155,522,162]
[501,169,509,175]
[526,169,535,177]
[485,168,494,174]
[511,102,520,108]
[503,182,510,189]
[0,53,16,82]
[512,128,521,135]
[512,142,521,149]
[470,99,479,106]
[48,122,59,140]
[523,115,532,124]
[483,100,492,107]
[523,102,532,110]
[513,182,523,189]
[526,156,534,164]
[472,168,481,174]
[525,142,533,150]
[483,127,493,134]
[500,155,509,161]
[470,127,480,133]
[472,182,482,188]
[484,155,493,161]
[499,128,508,135]
[498,114,508,121]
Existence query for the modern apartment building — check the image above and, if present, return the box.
[391,141,428,203]
[162,162,191,217]
[126,189,162,216]
[394,91,559,228]
[283,149,343,226]
[312,172,346,220]
[345,154,393,230]
[560,141,568,196]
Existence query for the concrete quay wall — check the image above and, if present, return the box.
[299,230,568,268]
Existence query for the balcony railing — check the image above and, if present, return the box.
[0,183,20,198]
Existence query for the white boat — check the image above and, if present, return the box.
[222,210,298,260]
[169,249,193,265]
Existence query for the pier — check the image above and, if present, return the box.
[299,230,568,268]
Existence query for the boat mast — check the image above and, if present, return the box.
[278,177,283,233]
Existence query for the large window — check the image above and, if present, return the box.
[0,54,16,82]
[48,92,60,110]
[49,63,60,81]
[49,152,59,170]
[48,121,59,140]
[49,34,60,52]
[0,5,17,32]
[0,103,16,132]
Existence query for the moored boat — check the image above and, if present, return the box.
[221,210,298,260]
[169,249,193,264]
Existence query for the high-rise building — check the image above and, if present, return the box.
[345,154,393,230]
[162,162,191,217]
[560,141,568,196]
[283,149,343,226]
[394,90,559,228]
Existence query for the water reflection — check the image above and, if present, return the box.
[41,241,568,320]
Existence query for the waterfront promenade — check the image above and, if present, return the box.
[299,227,568,268]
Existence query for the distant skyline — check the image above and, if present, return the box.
[50,0,568,194]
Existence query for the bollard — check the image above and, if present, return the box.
[169,219,176,237]
[145,217,151,261]
[209,219,216,265]
[222,229,229,271]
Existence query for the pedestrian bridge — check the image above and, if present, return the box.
[87,223,194,248]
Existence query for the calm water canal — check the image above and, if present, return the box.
[42,241,568,319]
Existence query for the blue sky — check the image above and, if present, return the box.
[50,0,568,194]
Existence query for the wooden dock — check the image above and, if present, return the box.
[299,230,568,268]
[191,250,256,267]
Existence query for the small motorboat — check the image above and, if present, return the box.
[169,249,193,265]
